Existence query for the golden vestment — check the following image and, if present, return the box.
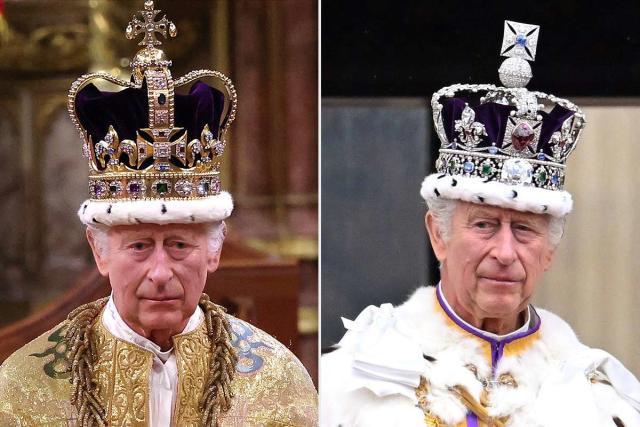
[0,299,317,426]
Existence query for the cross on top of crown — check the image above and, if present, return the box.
[125,0,177,48]
[500,20,540,62]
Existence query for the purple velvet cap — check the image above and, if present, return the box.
[440,95,574,158]
[74,80,225,147]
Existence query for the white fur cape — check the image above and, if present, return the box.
[320,286,640,427]
[77,191,233,226]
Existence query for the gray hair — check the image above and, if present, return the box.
[87,221,226,257]
[426,198,565,248]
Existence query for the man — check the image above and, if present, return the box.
[0,2,317,426]
[321,21,640,426]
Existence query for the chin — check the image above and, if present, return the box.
[139,310,186,331]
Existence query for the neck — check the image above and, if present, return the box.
[131,321,188,351]
[440,283,525,336]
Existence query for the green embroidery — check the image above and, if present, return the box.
[30,325,71,379]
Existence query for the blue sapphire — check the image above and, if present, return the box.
[537,152,545,160]
[516,34,527,46]
[488,145,498,155]
[157,163,170,171]
[551,173,560,185]
[463,161,475,173]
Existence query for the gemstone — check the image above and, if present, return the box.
[212,179,221,193]
[197,180,210,196]
[156,182,169,194]
[481,161,493,177]
[511,122,535,151]
[157,93,166,105]
[536,169,547,185]
[463,161,474,173]
[204,131,214,143]
[175,180,193,197]
[488,145,498,155]
[537,152,545,160]
[447,159,457,173]
[91,181,107,198]
[501,159,533,185]
[155,162,170,171]
[109,182,122,194]
[460,105,475,125]
[516,34,527,46]
[128,181,144,197]
[551,173,560,185]
[213,141,225,156]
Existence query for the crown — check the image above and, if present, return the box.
[423,20,586,217]
[68,0,237,217]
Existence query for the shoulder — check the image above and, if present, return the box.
[224,315,317,426]
[0,319,75,423]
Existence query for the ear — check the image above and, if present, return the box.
[206,248,222,274]
[425,211,448,263]
[86,228,110,277]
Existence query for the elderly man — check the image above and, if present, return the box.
[321,21,640,427]
[0,2,317,426]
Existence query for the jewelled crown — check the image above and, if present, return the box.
[69,0,237,226]
[421,20,586,217]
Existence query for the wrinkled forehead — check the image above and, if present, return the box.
[457,201,551,226]
[108,222,207,240]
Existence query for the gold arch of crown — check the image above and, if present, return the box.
[67,0,238,199]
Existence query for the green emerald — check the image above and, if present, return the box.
[537,170,547,184]
[481,163,492,176]
[156,182,169,193]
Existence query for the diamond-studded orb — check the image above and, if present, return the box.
[498,57,532,88]
[500,158,533,186]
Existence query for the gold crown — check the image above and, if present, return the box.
[68,0,237,202]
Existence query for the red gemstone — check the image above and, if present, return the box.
[511,122,535,151]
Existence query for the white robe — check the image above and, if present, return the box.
[320,285,640,427]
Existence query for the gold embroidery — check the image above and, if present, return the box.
[174,320,213,425]
[92,312,153,426]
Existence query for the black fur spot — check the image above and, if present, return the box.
[512,190,518,198]
[135,218,142,224]
[82,204,88,214]
[542,205,548,212]
[190,214,196,222]
[477,196,485,203]
[613,417,624,427]
[423,354,436,362]
[437,174,446,180]
[92,218,103,225]
[107,204,112,214]
[483,177,491,183]
[451,178,457,187]
[161,204,167,214]
[434,188,441,197]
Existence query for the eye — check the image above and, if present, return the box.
[168,240,189,250]
[473,220,496,230]
[130,241,150,251]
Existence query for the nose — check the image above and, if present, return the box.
[490,224,518,266]
[147,245,173,285]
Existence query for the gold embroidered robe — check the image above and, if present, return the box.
[0,305,317,426]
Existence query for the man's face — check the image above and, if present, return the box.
[427,201,556,324]
[88,223,220,336]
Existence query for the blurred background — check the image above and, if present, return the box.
[321,1,640,377]
[0,0,318,383]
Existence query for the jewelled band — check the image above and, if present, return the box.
[88,173,221,201]
[146,68,175,128]
[436,149,566,189]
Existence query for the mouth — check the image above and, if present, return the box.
[141,297,181,302]
[478,276,522,286]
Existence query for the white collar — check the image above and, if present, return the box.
[438,282,531,341]
[102,294,202,362]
